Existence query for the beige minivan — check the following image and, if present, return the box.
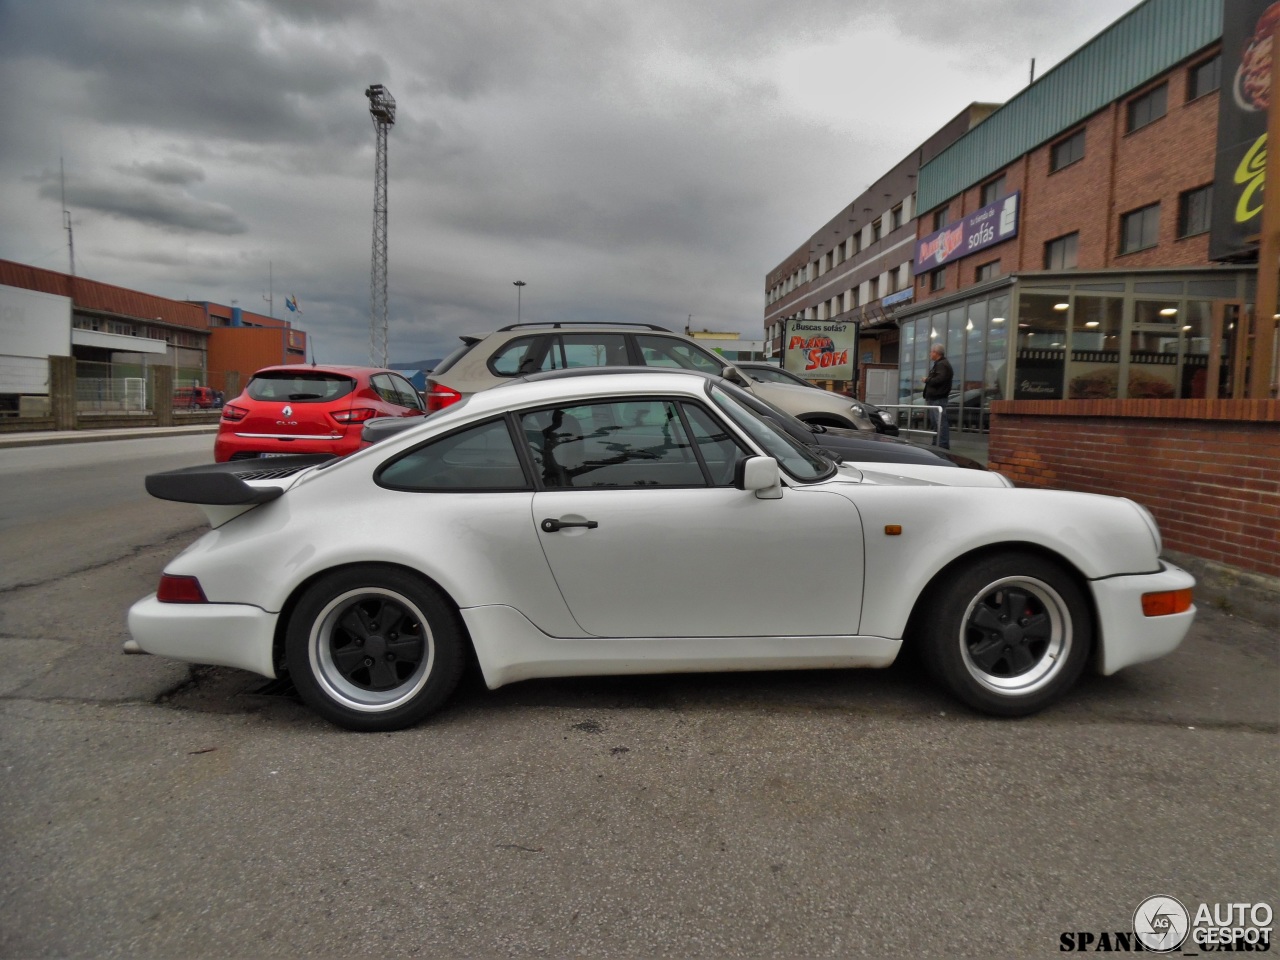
[426,322,879,432]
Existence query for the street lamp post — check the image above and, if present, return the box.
[513,280,526,324]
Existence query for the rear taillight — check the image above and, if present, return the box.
[221,403,248,422]
[426,383,462,413]
[157,575,207,604]
[331,408,380,424]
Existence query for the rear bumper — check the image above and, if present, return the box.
[1091,561,1197,675]
[127,595,279,678]
[214,430,356,462]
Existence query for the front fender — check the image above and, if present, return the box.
[841,486,1162,640]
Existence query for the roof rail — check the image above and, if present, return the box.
[495,321,673,332]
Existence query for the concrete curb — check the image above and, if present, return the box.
[0,425,219,449]
[1165,550,1280,634]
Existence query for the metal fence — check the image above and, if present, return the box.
[73,361,222,415]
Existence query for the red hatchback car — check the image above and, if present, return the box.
[215,365,425,462]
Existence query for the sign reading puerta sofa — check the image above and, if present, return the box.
[913,193,1021,275]
[783,320,857,380]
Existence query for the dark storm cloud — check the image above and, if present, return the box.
[37,171,247,235]
[0,0,386,146]
[118,158,206,186]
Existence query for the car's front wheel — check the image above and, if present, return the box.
[285,565,465,731]
[918,553,1092,716]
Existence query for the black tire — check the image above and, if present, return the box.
[918,552,1092,716]
[285,565,465,731]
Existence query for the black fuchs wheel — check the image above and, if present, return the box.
[919,552,1092,716]
[285,565,465,731]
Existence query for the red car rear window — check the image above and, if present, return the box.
[246,372,356,403]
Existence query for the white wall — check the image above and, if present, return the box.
[0,285,72,394]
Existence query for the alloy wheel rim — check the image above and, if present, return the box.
[959,575,1070,696]
[309,587,434,712]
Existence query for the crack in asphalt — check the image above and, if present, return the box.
[0,525,205,597]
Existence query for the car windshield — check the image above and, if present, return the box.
[247,371,356,403]
[745,365,811,388]
[708,384,834,482]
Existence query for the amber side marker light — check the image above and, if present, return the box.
[1141,588,1193,617]
[157,574,208,604]
[884,525,902,536]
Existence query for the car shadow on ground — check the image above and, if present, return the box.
[154,651,1210,732]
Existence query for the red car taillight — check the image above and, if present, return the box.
[157,575,207,604]
[331,408,381,424]
[427,383,462,413]
[221,403,248,422]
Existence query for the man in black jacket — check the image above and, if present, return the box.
[922,344,954,449]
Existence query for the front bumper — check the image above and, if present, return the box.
[1091,561,1197,675]
[126,595,279,679]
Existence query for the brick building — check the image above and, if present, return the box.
[0,259,306,414]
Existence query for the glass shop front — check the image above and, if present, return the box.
[894,269,1255,435]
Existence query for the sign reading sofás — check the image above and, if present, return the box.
[913,193,1020,275]
[1209,0,1280,261]
[783,320,855,379]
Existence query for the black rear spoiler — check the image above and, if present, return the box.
[145,454,335,505]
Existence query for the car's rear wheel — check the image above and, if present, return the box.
[919,553,1091,716]
[285,565,464,731]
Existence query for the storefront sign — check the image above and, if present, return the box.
[782,320,856,379]
[913,193,1020,275]
[1209,0,1280,261]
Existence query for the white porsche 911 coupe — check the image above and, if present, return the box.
[128,370,1196,731]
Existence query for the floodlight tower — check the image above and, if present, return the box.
[366,83,396,366]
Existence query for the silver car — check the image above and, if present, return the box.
[426,322,878,431]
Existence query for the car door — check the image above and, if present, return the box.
[522,397,864,639]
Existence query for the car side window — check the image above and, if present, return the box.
[377,418,529,491]
[682,404,745,485]
[370,374,398,404]
[388,373,424,410]
[520,400,709,488]
[546,333,629,370]
[635,335,725,375]
[489,336,543,376]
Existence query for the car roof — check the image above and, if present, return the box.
[250,364,392,376]
[433,369,720,426]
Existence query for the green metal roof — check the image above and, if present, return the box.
[916,0,1222,213]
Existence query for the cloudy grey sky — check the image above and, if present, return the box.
[1,0,1142,366]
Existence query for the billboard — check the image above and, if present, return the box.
[913,192,1020,275]
[783,319,857,380]
[1209,0,1280,261]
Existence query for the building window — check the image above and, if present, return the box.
[1044,232,1079,269]
[851,232,862,255]
[868,276,880,300]
[975,260,1000,282]
[872,218,883,243]
[932,206,949,230]
[850,286,860,308]
[1178,185,1213,237]
[890,203,903,231]
[981,175,1007,207]
[1120,203,1161,253]
[1127,83,1168,133]
[929,268,946,292]
[1050,129,1085,172]
[1188,55,1221,101]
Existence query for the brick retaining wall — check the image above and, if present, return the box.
[988,400,1280,578]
